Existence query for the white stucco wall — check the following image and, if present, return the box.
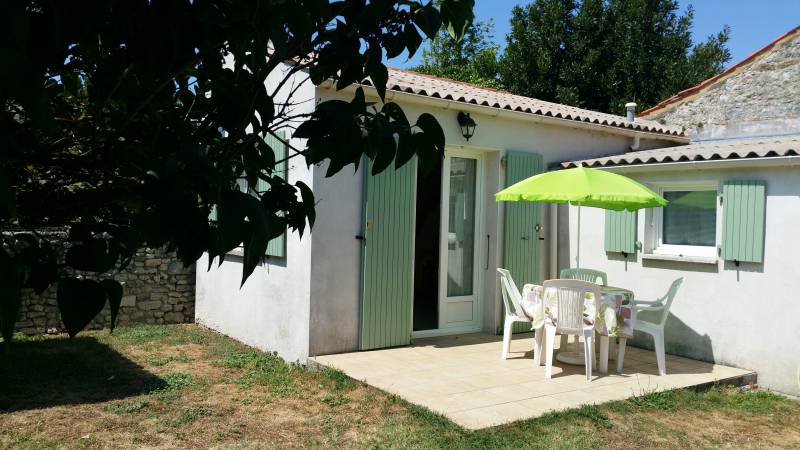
[572,163,800,395]
[307,86,680,355]
[195,63,316,363]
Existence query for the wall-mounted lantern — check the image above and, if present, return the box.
[457,111,477,141]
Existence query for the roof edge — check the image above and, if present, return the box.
[320,80,690,143]
[641,25,800,117]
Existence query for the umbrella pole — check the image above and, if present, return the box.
[576,205,581,269]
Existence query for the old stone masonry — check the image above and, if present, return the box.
[16,247,195,335]
[646,29,800,140]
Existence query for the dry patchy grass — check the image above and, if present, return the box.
[1,324,799,449]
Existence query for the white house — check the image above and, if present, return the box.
[562,26,800,396]
[194,65,684,362]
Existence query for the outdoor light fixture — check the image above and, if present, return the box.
[457,111,477,141]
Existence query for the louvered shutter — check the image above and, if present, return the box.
[260,131,288,258]
[721,180,766,263]
[359,157,416,350]
[604,210,637,254]
[502,150,543,333]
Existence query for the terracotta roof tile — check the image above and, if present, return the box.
[354,68,685,137]
[561,135,800,168]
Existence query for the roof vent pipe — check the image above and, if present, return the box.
[625,102,637,123]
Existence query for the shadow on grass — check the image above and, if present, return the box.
[0,336,167,412]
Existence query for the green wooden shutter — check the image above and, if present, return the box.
[721,180,766,263]
[260,131,288,258]
[604,210,637,254]
[503,150,543,333]
[360,158,416,350]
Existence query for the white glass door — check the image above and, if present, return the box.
[438,150,483,330]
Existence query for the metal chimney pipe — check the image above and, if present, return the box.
[625,102,637,123]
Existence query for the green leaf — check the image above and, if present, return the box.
[366,46,388,101]
[65,240,118,273]
[411,3,443,39]
[415,113,446,154]
[241,196,269,287]
[0,164,15,219]
[101,279,123,332]
[403,25,423,56]
[0,287,21,350]
[57,278,108,338]
[440,0,475,40]
[295,181,316,229]
[217,190,249,254]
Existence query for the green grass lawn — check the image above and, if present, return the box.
[1,324,799,449]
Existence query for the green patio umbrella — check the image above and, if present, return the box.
[495,166,667,267]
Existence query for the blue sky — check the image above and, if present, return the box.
[389,0,800,69]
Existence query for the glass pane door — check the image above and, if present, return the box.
[446,157,477,297]
[438,151,483,331]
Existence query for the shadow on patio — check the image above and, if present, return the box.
[312,332,755,430]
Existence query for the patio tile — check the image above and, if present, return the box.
[450,402,538,429]
[310,332,754,430]
[515,395,572,414]
[550,389,600,406]
[481,384,548,402]
[517,380,578,396]
[400,379,482,397]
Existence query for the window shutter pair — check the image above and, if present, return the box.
[207,131,289,259]
[260,131,289,258]
[603,180,766,263]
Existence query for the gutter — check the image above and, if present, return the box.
[319,81,689,144]
[588,155,800,173]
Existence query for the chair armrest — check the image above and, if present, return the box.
[631,298,661,305]
[632,303,665,312]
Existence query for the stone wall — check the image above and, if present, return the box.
[16,247,195,335]
[644,29,800,141]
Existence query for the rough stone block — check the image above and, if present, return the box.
[138,301,162,311]
[144,259,160,268]
[164,312,184,324]
[121,295,137,307]
[167,261,184,274]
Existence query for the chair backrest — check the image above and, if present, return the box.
[497,268,526,318]
[655,277,684,327]
[542,279,602,335]
[559,268,608,286]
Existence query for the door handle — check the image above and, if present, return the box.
[355,234,365,241]
[485,234,490,270]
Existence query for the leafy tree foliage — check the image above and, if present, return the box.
[414,19,502,88]
[500,0,731,114]
[0,0,473,344]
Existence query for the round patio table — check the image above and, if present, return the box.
[555,285,634,366]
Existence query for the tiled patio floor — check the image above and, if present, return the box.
[311,333,755,430]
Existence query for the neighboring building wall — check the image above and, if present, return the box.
[307,86,679,356]
[17,247,195,335]
[194,63,316,363]
[572,164,800,395]
[644,29,800,141]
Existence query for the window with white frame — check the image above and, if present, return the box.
[649,185,719,259]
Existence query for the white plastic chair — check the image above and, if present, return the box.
[497,268,535,361]
[618,277,684,376]
[542,279,601,382]
[558,268,608,353]
[559,268,608,286]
